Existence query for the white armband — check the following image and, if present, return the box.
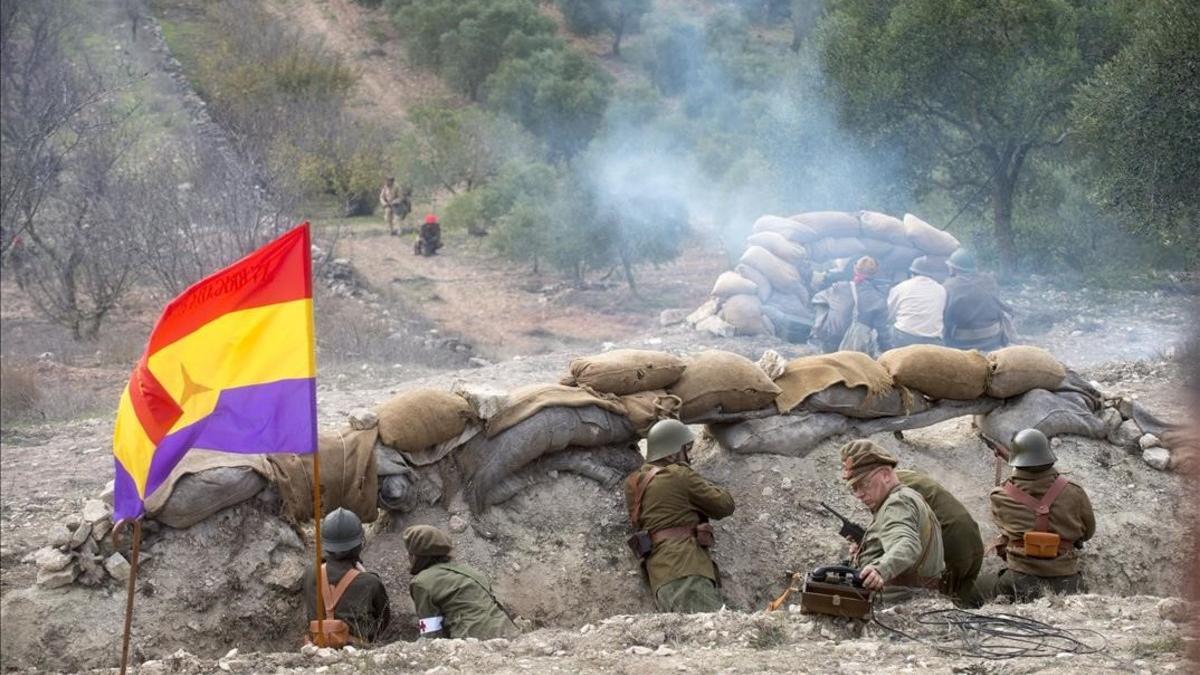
[418,615,444,635]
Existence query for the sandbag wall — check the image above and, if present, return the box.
[143,345,1191,532]
[691,211,960,339]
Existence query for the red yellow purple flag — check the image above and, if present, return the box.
[111,223,317,522]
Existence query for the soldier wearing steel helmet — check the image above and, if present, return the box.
[942,248,1013,351]
[886,255,949,348]
[303,508,392,643]
[988,429,1096,602]
[623,419,735,613]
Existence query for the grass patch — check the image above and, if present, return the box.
[749,620,787,650]
[1132,635,1183,657]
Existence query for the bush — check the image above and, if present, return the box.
[0,362,41,423]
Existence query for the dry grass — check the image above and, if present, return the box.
[0,362,42,423]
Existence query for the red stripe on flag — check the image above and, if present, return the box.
[128,357,182,444]
[146,224,312,354]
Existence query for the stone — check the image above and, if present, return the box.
[81,499,111,525]
[300,644,319,657]
[687,298,719,326]
[695,315,735,338]
[761,487,775,498]
[448,515,468,534]
[626,646,653,656]
[92,518,113,542]
[33,547,73,572]
[468,357,493,368]
[1138,434,1162,450]
[780,477,793,491]
[1109,419,1142,450]
[264,556,305,591]
[100,480,115,505]
[347,408,378,431]
[1157,597,1190,623]
[659,308,689,327]
[68,523,93,549]
[451,381,509,421]
[104,553,132,582]
[46,523,73,549]
[655,645,677,657]
[1101,409,1123,437]
[1142,447,1170,471]
[37,562,79,588]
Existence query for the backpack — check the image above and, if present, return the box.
[307,564,361,648]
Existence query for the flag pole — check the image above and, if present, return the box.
[311,449,327,647]
[116,519,143,675]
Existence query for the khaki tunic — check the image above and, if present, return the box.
[896,469,984,593]
[989,468,1095,577]
[854,484,945,585]
[303,559,391,642]
[410,562,519,640]
[379,184,400,209]
[623,462,735,593]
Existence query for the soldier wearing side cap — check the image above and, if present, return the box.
[988,429,1095,602]
[624,419,735,613]
[839,440,945,600]
[303,508,392,643]
[403,524,520,640]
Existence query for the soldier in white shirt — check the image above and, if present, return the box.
[887,256,948,348]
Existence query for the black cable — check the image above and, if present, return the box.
[870,600,1108,660]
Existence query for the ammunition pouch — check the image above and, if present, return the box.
[626,530,653,559]
[1022,531,1064,559]
[307,619,353,649]
[695,522,715,548]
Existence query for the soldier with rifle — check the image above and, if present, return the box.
[379,176,412,236]
[623,419,735,613]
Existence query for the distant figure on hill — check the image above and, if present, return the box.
[379,176,411,236]
[942,248,1013,351]
[414,214,442,256]
[887,256,948,348]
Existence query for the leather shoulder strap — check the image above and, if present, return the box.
[1003,476,1070,532]
[628,466,665,528]
[321,564,362,617]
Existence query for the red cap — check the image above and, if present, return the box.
[424,214,438,224]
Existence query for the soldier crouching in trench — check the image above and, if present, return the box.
[624,419,735,613]
[840,440,946,602]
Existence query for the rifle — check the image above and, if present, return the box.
[819,501,865,544]
[980,434,1010,486]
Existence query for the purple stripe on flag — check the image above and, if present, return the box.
[113,457,144,523]
[143,377,317,502]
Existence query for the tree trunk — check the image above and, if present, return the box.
[619,248,638,296]
[612,12,625,56]
[991,173,1017,279]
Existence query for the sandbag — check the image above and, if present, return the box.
[483,446,643,507]
[668,350,782,421]
[460,406,636,511]
[878,345,989,400]
[267,427,379,524]
[146,450,271,529]
[765,290,810,318]
[720,294,770,336]
[761,304,813,344]
[708,412,850,457]
[711,271,758,298]
[986,346,1066,399]
[564,349,687,395]
[859,238,893,258]
[858,211,910,246]
[376,389,476,454]
[746,231,806,263]
[774,351,894,413]
[806,237,868,263]
[792,211,861,239]
[734,263,773,302]
[740,245,803,294]
[978,389,1106,445]
[754,214,819,243]
[903,213,959,256]
[801,383,929,419]
[486,384,626,437]
[619,390,683,435]
[878,245,922,277]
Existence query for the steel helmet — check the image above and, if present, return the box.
[321,507,364,554]
[645,419,694,462]
[1008,428,1056,468]
[424,213,438,225]
[909,255,948,279]
[947,248,977,274]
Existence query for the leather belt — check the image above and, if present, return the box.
[650,526,696,543]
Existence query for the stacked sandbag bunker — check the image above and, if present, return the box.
[692,211,960,341]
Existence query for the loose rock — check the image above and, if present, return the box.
[659,308,690,327]
[33,547,73,572]
[1138,434,1161,450]
[1142,447,1170,471]
[81,499,111,525]
[448,515,468,533]
[348,408,378,430]
[46,523,72,549]
[104,552,132,582]
[68,523,93,549]
[100,480,115,506]
[1157,597,1190,623]
[37,562,79,588]
[1109,419,1142,450]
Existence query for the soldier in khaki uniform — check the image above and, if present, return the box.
[988,429,1095,602]
[404,525,520,640]
[840,441,945,599]
[379,177,411,236]
[624,419,735,613]
[303,508,392,643]
[896,469,985,607]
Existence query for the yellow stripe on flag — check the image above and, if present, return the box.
[113,385,158,499]
[145,298,315,434]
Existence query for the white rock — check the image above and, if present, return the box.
[468,357,493,368]
[92,518,112,543]
[300,644,319,657]
[626,646,653,656]
[780,477,793,491]
[316,647,339,660]
[451,381,510,420]
[761,487,775,498]
[68,523,93,549]
[1142,447,1171,471]
[448,515,468,533]
[33,547,73,572]
[100,480,115,506]
[659,309,689,327]
[81,499,111,524]
[1101,408,1123,436]
[104,553,131,582]
[1138,434,1162,450]
[46,523,73,549]
[1109,419,1142,449]
[655,645,676,656]
[1050,437,1062,448]
[1157,597,1190,622]
[348,408,378,430]
[696,315,734,338]
[37,562,79,588]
